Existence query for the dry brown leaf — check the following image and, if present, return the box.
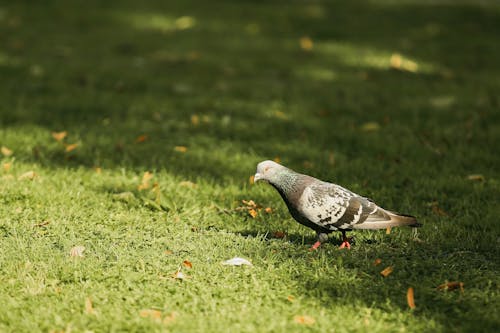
[437,281,464,292]
[174,146,188,153]
[431,204,448,217]
[467,174,484,181]
[135,134,148,143]
[373,258,382,266]
[70,245,85,258]
[18,171,36,180]
[265,207,272,213]
[299,37,314,51]
[248,209,258,218]
[273,231,286,239]
[51,131,67,142]
[386,227,392,234]
[1,146,13,156]
[243,199,257,208]
[294,315,315,325]
[407,287,416,309]
[182,260,193,269]
[287,295,295,302]
[3,162,12,172]
[85,297,95,314]
[249,175,255,185]
[65,143,78,152]
[380,266,393,277]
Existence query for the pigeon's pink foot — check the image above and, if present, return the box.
[339,240,351,249]
[309,241,322,251]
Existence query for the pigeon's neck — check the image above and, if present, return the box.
[270,170,303,202]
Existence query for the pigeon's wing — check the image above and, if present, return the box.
[297,182,382,231]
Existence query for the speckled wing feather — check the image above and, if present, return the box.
[297,182,391,231]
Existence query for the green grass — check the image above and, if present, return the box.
[1,0,500,332]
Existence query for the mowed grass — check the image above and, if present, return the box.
[1,0,500,332]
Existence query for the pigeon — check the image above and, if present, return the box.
[254,160,421,249]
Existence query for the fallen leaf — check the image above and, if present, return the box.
[437,281,464,292]
[174,146,188,153]
[140,309,162,322]
[51,131,67,142]
[135,134,148,143]
[273,231,286,239]
[172,270,185,280]
[85,297,95,314]
[65,143,78,152]
[373,258,382,266]
[407,287,416,309]
[222,257,253,266]
[164,250,173,255]
[242,199,257,208]
[386,227,392,234]
[18,171,36,180]
[179,180,197,188]
[287,295,295,302]
[299,36,314,51]
[467,174,484,181]
[138,171,153,190]
[431,204,448,217]
[294,315,315,325]
[190,114,200,126]
[380,266,393,277]
[3,162,12,172]
[1,146,13,156]
[248,209,258,218]
[249,175,255,184]
[265,207,272,213]
[163,312,178,324]
[70,245,85,258]
[94,167,102,174]
[182,260,193,269]
[361,122,380,132]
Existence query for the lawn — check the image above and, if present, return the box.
[1,0,499,332]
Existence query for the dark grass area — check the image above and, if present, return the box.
[1,1,499,332]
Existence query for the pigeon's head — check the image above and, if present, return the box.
[254,160,287,184]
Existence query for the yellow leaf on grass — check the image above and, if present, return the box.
[138,171,153,190]
[85,297,95,314]
[65,143,78,152]
[248,209,258,218]
[51,131,67,142]
[265,207,272,213]
[380,266,393,277]
[18,171,36,180]
[70,245,85,258]
[1,146,13,156]
[386,227,392,234]
[249,175,255,185]
[287,295,295,302]
[174,146,188,153]
[190,114,200,126]
[94,167,102,174]
[273,156,281,163]
[299,36,314,51]
[3,162,12,172]
[373,258,382,266]
[407,287,416,309]
[183,260,193,269]
[164,250,173,255]
[294,315,315,325]
[361,122,380,132]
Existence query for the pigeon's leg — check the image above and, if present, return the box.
[339,230,351,249]
[309,232,329,251]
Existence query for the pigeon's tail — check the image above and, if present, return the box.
[353,208,421,230]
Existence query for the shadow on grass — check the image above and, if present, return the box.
[1,0,499,331]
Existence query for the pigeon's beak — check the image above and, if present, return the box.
[253,173,263,183]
